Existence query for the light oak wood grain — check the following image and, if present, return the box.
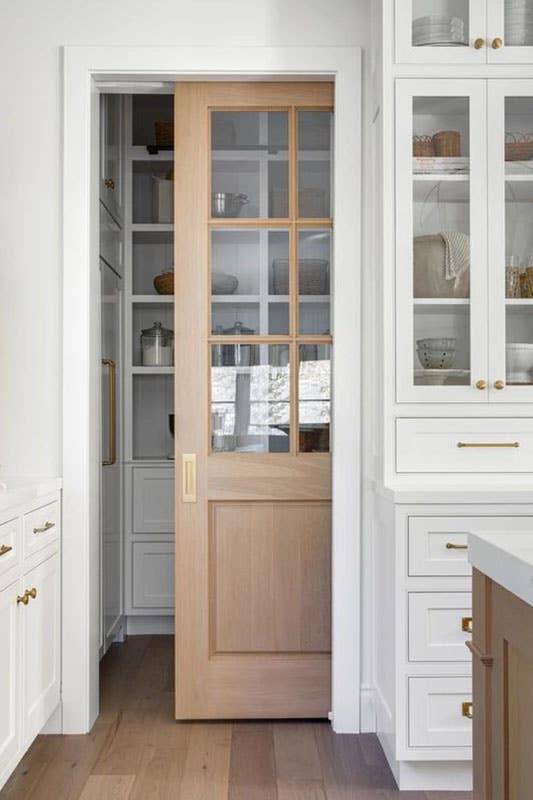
[78,774,135,800]
[277,780,327,800]
[177,723,232,800]
[228,724,277,800]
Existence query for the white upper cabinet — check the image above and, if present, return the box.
[100,94,124,224]
[396,78,533,403]
[396,1,533,64]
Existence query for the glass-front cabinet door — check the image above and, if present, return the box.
[487,0,533,63]
[395,0,487,63]
[396,80,488,402]
[489,82,533,401]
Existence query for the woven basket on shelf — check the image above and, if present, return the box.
[505,134,533,161]
[153,271,174,295]
[432,130,461,157]
[413,135,435,157]
[154,120,174,147]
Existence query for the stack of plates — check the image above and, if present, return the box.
[506,0,533,45]
[413,15,466,47]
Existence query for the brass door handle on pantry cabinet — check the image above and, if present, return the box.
[475,380,487,390]
[474,38,485,49]
[104,178,115,190]
[182,454,197,503]
[27,587,37,600]
[492,37,503,49]
[17,592,29,606]
[102,358,117,466]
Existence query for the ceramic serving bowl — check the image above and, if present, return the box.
[416,337,457,370]
[212,273,239,295]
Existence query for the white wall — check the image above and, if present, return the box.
[0,0,370,476]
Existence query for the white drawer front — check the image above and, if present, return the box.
[132,542,174,609]
[409,676,472,748]
[23,501,60,559]
[0,517,21,579]
[409,517,471,577]
[397,418,533,473]
[409,593,472,662]
[133,468,174,534]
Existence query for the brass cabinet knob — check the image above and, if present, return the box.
[28,588,37,600]
[104,178,115,190]
[17,592,29,606]
[462,701,473,719]
[475,379,487,390]
[494,380,505,390]
[462,616,473,634]
[492,37,503,49]
[474,38,485,49]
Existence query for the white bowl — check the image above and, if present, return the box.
[212,273,239,295]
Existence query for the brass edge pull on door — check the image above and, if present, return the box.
[0,544,13,557]
[457,441,519,448]
[182,454,197,503]
[102,358,117,466]
[462,701,473,719]
[462,616,473,634]
[446,542,468,550]
[474,38,485,49]
[492,37,503,49]
[33,521,55,534]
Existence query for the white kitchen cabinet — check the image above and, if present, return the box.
[396,78,533,404]
[408,592,472,661]
[132,467,174,534]
[21,553,60,747]
[0,486,61,793]
[132,542,174,609]
[100,94,124,224]
[408,676,472,748]
[395,1,533,65]
[0,578,19,778]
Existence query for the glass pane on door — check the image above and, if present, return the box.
[210,344,290,453]
[299,345,331,452]
[211,111,288,218]
[298,111,332,218]
[505,96,533,385]
[505,1,533,48]
[298,229,331,335]
[411,1,469,48]
[412,96,471,387]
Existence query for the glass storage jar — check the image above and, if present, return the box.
[141,321,174,366]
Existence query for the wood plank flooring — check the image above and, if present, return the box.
[0,635,472,799]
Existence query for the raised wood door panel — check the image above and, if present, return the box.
[174,82,333,719]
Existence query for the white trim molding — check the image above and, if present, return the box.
[63,45,362,734]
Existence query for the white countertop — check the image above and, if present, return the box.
[376,479,533,505]
[469,531,533,607]
[0,476,62,513]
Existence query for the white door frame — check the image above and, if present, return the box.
[63,45,362,734]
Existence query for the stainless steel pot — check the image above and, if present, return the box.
[211,192,249,218]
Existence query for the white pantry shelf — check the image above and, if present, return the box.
[131,295,174,304]
[132,223,174,233]
[131,366,174,375]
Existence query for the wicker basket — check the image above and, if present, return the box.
[505,134,533,162]
[153,270,174,295]
[272,258,329,295]
[154,120,174,147]
[413,135,435,157]
[432,130,461,157]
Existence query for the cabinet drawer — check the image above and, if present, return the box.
[100,202,122,276]
[409,676,472,748]
[133,468,174,534]
[23,501,60,559]
[409,593,472,662]
[132,542,174,609]
[0,517,21,579]
[397,418,533,473]
[409,517,471,577]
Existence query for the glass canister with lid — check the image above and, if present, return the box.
[141,321,174,366]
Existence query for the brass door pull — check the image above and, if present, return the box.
[446,542,468,550]
[0,544,13,557]
[474,38,485,49]
[457,442,519,448]
[462,616,473,634]
[182,454,197,503]
[462,701,473,719]
[17,592,29,606]
[102,358,117,466]
[492,37,503,49]
[104,178,115,190]
[33,521,55,534]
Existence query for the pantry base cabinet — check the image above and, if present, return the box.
[374,493,533,791]
[0,485,61,792]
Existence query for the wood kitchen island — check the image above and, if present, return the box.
[468,531,533,799]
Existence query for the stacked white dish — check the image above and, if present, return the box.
[506,0,533,46]
[412,15,466,46]
[507,342,533,383]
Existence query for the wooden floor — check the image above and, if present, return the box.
[1,635,472,799]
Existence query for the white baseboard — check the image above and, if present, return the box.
[126,615,174,635]
[360,683,377,732]
[396,760,472,791]
[40,702,62,734]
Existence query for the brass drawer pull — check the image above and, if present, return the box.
[33,521,55,534]
[446,542,468,550]
[462,616,473,634]
[0,544,13,557]
[462,701,473,720]
[457,442,519,448]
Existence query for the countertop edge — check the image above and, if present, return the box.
[0,476,62,514]
[468,531,533,608]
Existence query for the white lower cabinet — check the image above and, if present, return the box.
[0,489,61,792]
[408,593,471,662]
[409,676,472,749]
[21,553,60,747]
[132,542,174,609]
